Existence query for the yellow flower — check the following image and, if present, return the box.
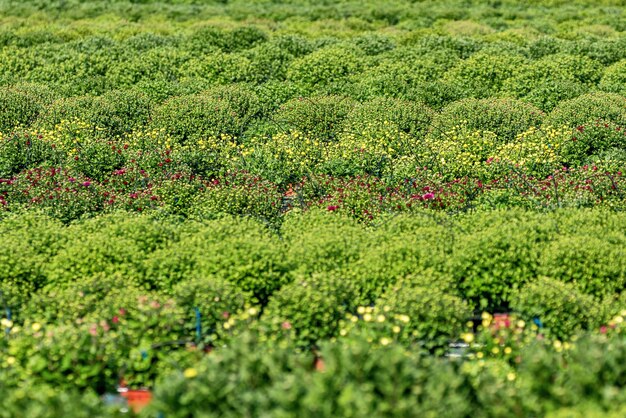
[461,333,474,343]
[6,356,16,366]
[507,372,516,381]
[504,347,512,355]
[380,337,391,346]
[476,352,484,359]
[363,313,373,322]
[1,318,13,328]
[357,306,366,315]
[392,326,401,334]
[491,347,500,354]
[31,323,42,332]
[247,307,259,316]
[376,315,386,323]
[183,368,198,378]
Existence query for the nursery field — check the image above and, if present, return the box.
[1,0,626,416]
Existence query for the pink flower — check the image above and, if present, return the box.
[600,326,607,334]
[281,321,292,330]
[222,311,230,319]
[119,308,127,316]
[422,193,435,200]
[82,181,91,187]
[327,205,338,211]
[112,316,119,324]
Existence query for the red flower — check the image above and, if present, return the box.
[422,192,435,200]
[327,205,338,211]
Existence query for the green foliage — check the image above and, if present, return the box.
[514,277,605,341]
[546,92,626,128]
[432,98,545,142]
[538,235,626,297]
[287,46,364,91]
[345,97,435,139]
[150,86,260,143]
[0,84,55,132]
[273,95,356,141]
[599,60,626,95]
[444,51,527,97]
[262,274,359,347]
[448,212,551,311]
[377,282,471,353]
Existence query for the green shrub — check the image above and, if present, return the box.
[35,96,97,130]
[512,277,604,340]
[171,276,249,344]
[546,92,626,128]
[286,45,364,90]
[262,274,359,347]
[377,282,471,353]
[189,171,283,224]
[560,120,626,166]
[538,235,626,298]
[42,227,145,288]
[21,273,146,323]
[354,33,395,55]
[84,89,152,137]
[0,131,61,178]
[432,98,545,142]
[443,51,527,97]
[0,213,64,317]
[599,60,626,95]
[344,97,434,139]
[182,51,254,84]
[0,383,123,418]
[105,47,188,88]
[346,216,451,302]
[150,86,260,143]
[448,212,552,311]
[0,84,55,133]
[144,217,290,304]
[273,95,356,141]
[282,209,367,276]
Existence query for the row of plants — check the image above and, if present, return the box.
[1,184,625,415]
[3,323,626,417]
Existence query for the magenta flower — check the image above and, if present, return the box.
[82,181,91,187]
[327,205,338,211]
[422,192,435,200]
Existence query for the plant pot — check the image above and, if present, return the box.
[119,388,152,413]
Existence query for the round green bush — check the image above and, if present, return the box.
[502,54,603,110]
[150,86,260,143]
[599,60,626,95]
[559,120,626,166]
[262,274,359,347]
[344,97,434,139]
[378,282,471,353]
[171,276,249,342]
[144,217,291,304]
[85,89,153,137]
[512,277,604,340]
[546,92,626,128]
[35,96,97,129]
[0,84,55,133]
[538,235,626,298]
[448,213,552,311]
[432,98,545,142]
[282,209,367,276]
[273,95,356,141]
[353,33,395,55]
[286,45,364,90]
[443,51,527,97]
